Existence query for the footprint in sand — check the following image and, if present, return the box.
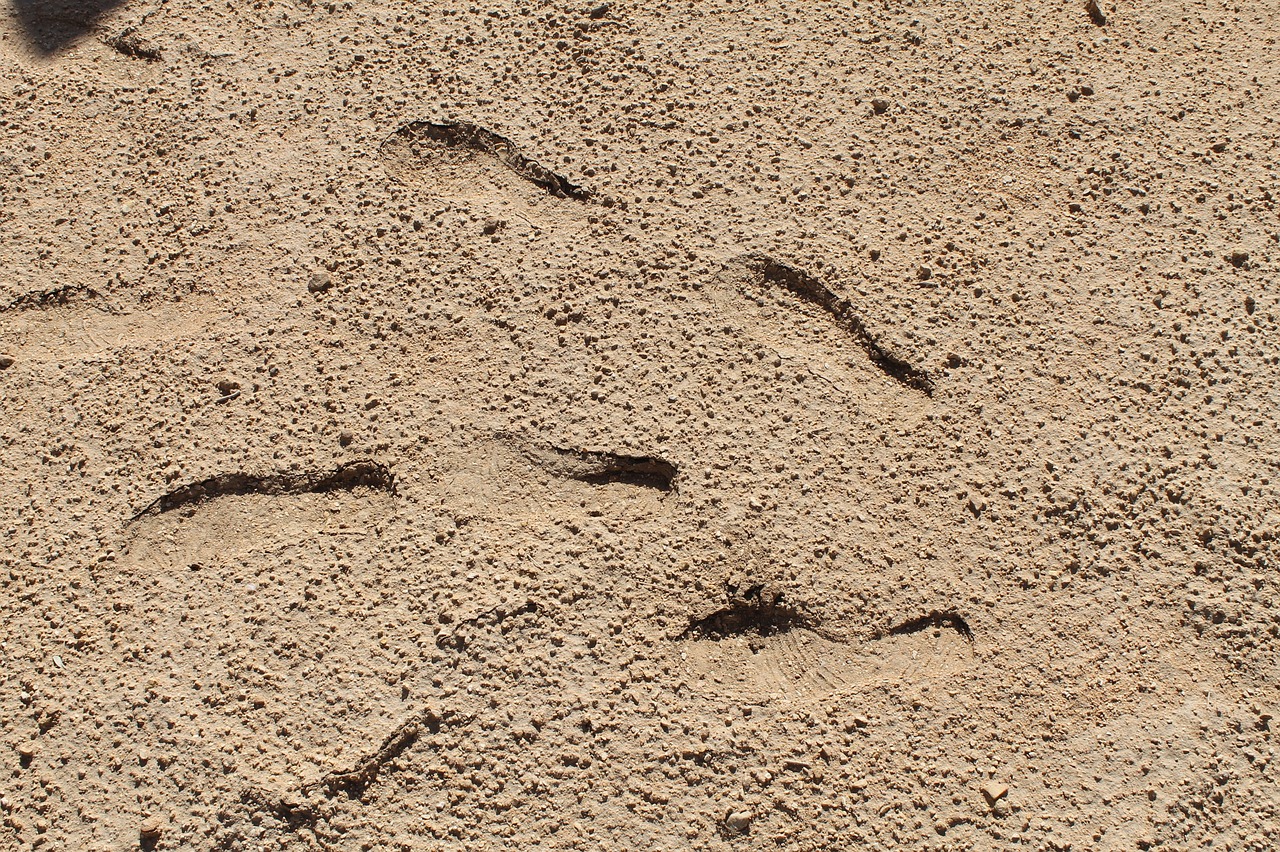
[379,118,598,233]
[106,464,408,793]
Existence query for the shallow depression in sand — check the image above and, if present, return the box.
[677,619,973,704]
[112,487,412,789]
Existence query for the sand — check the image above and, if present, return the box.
[1,0,1277,849]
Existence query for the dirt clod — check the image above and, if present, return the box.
[724,810,753,834]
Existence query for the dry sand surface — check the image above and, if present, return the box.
[1,0,1278,849]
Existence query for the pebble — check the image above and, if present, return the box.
[725,810,753,834]
[0,356,13,370]
[308,272,333,293]
[981,781,1009,806]
[140,817,163,840]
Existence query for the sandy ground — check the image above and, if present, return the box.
[1,0,1278,849]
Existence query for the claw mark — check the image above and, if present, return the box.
[382,120,593,201]
[730,254,935,395]
[130,460,395,521]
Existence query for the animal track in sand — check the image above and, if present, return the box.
[709,254,935,395]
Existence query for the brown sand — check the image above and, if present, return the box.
[1,0,1277,849]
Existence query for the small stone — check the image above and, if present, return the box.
[724,810,753,834]
[1228,250,1249,269]
[308,272,333,293]
[16,742,36,762]
[917,265,933,281]
[981,782,1009,806]
[482,218,506,235]
[844,714,870,732]
[0,356,13,370]
[871,98,890,115]
[140,817,163,841]
[338,431,354,448]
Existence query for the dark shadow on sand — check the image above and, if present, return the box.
[13,0,127,54]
